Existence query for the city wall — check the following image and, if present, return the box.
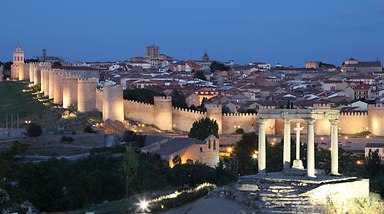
[338,111,369,135]
[172,107,206,132]
[13,61,384,136]
[222,113,259,134]
[124,100,155,125]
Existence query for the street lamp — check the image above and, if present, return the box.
[252,150,258,159]
[138,199,150,212]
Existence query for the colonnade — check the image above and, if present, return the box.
[257,111,340,178]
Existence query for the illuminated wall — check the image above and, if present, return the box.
[339,112,369,134]
[62,75,79,108]
[172,107,206,132]
[154,97,173,131]
[102,85,124,121]
[368,104,384,136]
[78,78,98,112]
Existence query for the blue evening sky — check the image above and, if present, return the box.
[0,0,383,67]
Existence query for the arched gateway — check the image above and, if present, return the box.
[257,108,340,177]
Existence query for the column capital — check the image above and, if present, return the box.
[257,118,267,124]
[284,119,291,124]
[305,118,316,125]
[330,119,339,125]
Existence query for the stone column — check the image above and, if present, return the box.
[330,119,339,175]
[283,119,291,170]
[258,118,267,173]
[292,123,304,169]
[306,118,316,177]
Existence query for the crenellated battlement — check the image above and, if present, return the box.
[78,77,98,83]
[368,104,384,109]
[64,74,80,79]
[223,112,258,117]
[154,96,172,101]
[205,104,221,109]
[339,111,368,116]
[313,103,332,109]
[172,107,206,115]
[124,99,153,106]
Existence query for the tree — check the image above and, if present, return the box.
[194,70,206,80]
[26,123,42,137]
[173,155,182,166]
[83,125,96,133]
[222,105,231,114]
[122,146,139,211]
[210,61,229,72]
[123,88,164,104]
[366,150,382,177]
[234,133,259,175]
[171,89,187,108]
[188,118,219,140]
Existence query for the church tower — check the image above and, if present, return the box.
[13,45,24,64]
[202,51,210,62]
[11,45,25,80]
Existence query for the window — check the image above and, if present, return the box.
[208,140,211,149]
[213,140,216,150]
[200,147,203,152]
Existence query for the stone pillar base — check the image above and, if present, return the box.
[292,159,304,169]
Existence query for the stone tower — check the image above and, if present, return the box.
[62,75,79,108]
[102,85,124,121]
[78,78,98,113]
[11,45,25,80]
[202,51,210,62]
[154,96,173,131]
[42,49,47,62]
[206,104,223,134]
[53,70,65,104]
[368,104,384,136]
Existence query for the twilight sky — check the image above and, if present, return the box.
[0,0,383,66]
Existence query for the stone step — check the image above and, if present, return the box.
[268,185,295,189]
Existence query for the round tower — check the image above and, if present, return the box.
[154,96,173,131]
[40,69,46,93]
[368,104,384,136]
[102,85,124,121]
[41,68,50,96]
[63,75,79,108]
[206,104,223,134]
[33,67,41,85]
[48,69,55,99]
[53,70,65,104]
[29,63,35,83]
[78,77,98,112]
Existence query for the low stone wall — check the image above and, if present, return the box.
[209,174,369,213]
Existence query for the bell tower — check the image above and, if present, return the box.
[13,45,24,64]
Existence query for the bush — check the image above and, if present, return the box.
[83,125,96,133]
[235,128,244,134]
[61,136,74,142]
[26,123,43,137]
[150,183,215,211]
[90,146,126,155]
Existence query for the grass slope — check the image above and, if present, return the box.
[0,81,48,123]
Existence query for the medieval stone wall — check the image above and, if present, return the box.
[124,100,155,125]
[222,113,259,134]
[172,107,206,132]
[339,111,369,135]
